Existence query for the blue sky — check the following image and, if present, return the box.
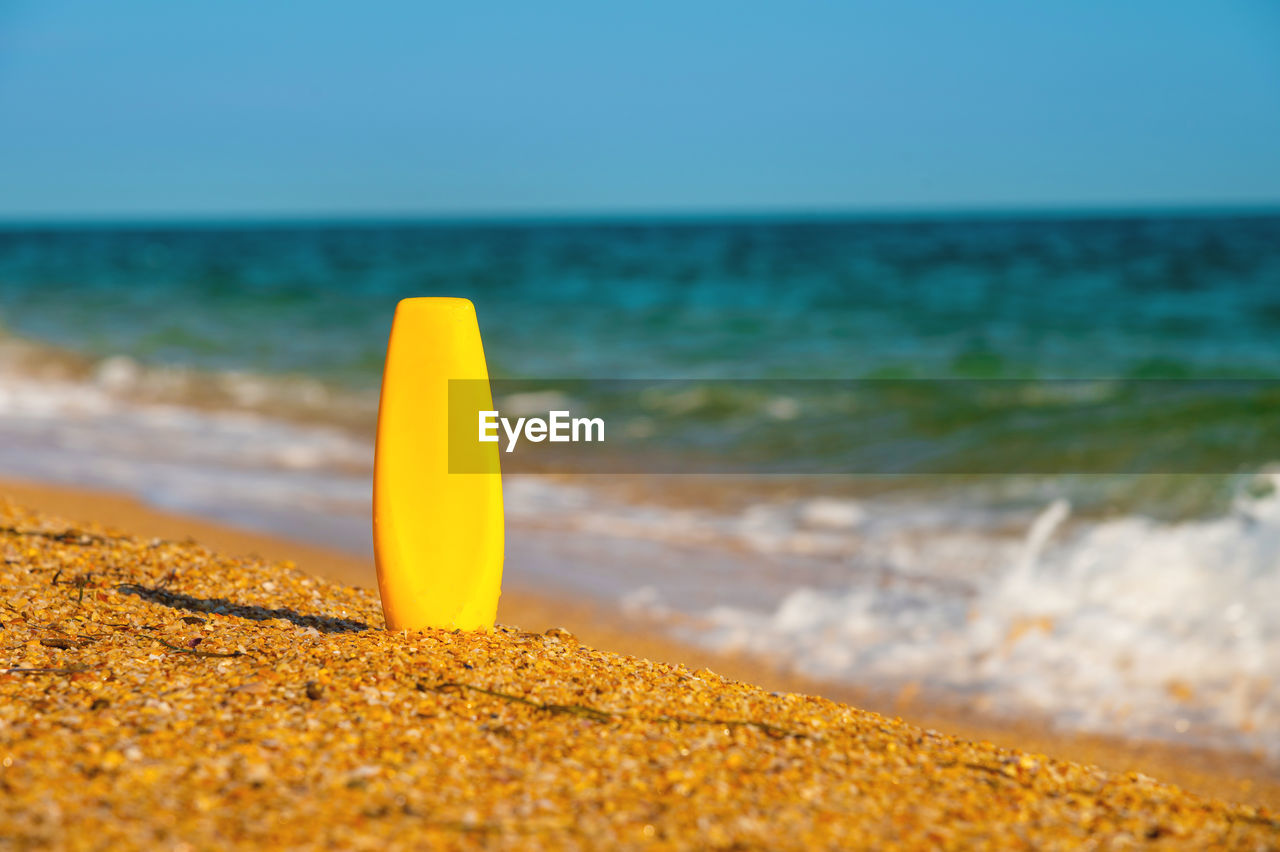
[2,1,1278,218]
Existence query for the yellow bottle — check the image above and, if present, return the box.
[373,297,504,631]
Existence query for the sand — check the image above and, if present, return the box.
[2,478,1277,812]
[0,481,1277,848]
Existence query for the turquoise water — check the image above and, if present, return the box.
[2,212,1279,385]
[3,211,1277,516]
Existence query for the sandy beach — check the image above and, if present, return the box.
[1,479,1277,849]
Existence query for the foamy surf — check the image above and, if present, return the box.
[0,359,374,551]
[630,483,1280,759]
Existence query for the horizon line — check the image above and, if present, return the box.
[1,200,1279,228]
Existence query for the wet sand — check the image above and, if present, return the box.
[2,476,1277,815]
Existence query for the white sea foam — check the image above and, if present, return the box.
[641,480,1280,757]
[0,371,373,551]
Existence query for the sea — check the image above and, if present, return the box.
[1,211,1277,758]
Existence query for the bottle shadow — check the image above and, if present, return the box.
[116,583,369,634]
